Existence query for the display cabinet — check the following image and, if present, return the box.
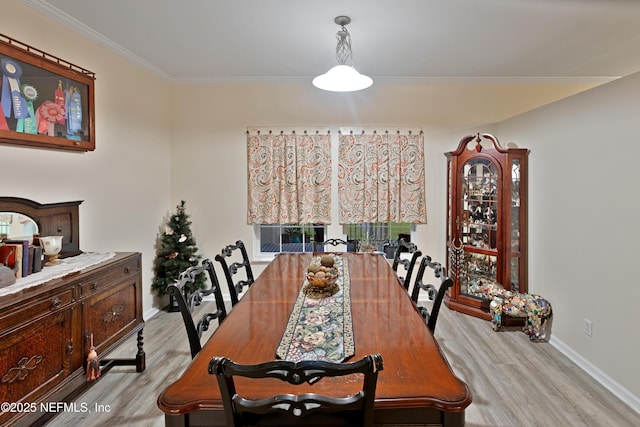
[444,133,528,321]
[0,33,96,152]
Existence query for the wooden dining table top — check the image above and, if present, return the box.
[157,252,472,420]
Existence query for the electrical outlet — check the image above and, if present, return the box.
[584,318,593,337]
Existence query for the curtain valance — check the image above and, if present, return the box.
[247,128,331,224]
[338,128,427,224]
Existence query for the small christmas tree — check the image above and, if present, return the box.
[151,200,205,308]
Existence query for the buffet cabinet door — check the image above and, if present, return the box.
[81,275,141,357]
[0,308,73,425]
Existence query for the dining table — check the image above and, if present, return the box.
[157,252,472,426]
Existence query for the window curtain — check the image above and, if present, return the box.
[338,129,427,224]
[247,128,331,224]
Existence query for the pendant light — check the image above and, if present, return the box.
[312,16,373,92]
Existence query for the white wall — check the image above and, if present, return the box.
[1,1,173,316]
[497,71,640,408]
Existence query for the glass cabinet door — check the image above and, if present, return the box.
[510,158,522,292]
[460,158,498,249]
[459,157,499,298]
[460,252,498,295]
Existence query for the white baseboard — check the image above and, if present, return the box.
[144,294,225,320]
[550,335,640,416]
[201,294,234,306]
[144,306,160,321]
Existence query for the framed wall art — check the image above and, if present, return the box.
[0,33,95,152]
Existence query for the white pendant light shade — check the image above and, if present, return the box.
[312,64,373,92]
[313,16,372,93]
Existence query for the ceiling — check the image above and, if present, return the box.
[23,0,640,84]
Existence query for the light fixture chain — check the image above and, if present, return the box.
[335,27,352,66]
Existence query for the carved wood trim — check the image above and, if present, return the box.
[1,355,43,384]
[103,304,125,323]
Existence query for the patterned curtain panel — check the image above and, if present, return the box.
[338,130,427,224]
[247,129,332,224]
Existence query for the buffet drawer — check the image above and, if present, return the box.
[0,287,74,331]
[78,256,139,298]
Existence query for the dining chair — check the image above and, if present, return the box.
[410,255,454,333]
[215,240,255,306]
[209,353,384,427]
[167,258,227,359]
[313,238,350,252]
[391,238,422,290]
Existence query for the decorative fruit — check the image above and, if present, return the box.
[308,263,321,274]
[320,255,335,267]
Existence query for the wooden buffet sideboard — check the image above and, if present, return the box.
[0,252,145,426]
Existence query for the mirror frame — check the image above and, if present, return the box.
[0,197,82,258]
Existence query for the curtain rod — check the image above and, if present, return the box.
[338,130,424,135]
[246,130,330,135]
[338,126,423,135]
[246,127,423,135]
[246,127,331,135]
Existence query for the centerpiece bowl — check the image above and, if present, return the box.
[306,254,339,289]
[306,267,339,288]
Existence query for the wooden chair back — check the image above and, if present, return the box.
[209,353,383,427]
[167,259,227,359]
[215,240,255,306]
[313,238,351,252]
[391,238,422,290]
[410,255,453,332]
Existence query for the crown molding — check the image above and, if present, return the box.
[20,0,171,80]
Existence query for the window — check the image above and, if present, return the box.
[257,224,325,255]
[343,222,412,254]
[255,221,412,260]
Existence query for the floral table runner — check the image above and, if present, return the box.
[275,255,355,362]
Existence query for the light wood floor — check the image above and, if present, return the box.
[48,300,640,427]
